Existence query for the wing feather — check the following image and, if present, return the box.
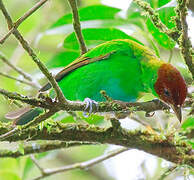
[40,52,114,92]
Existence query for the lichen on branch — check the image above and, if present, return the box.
[0,121,193,167]
[133,0,194,78]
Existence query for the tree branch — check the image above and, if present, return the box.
[158,165,178,180]
[177,0,194,78]
[31,147,128,180]
[67,0,87,54]
[133,0,194,78]
[0,87,172,116]
[0,72,39,88]
[0,0,67,103]
[30,154,46,176]
[0,0,49,44]
[0,51,33,81]
[0,121,193,167]
[133,0,180,41]
[0,141,94,158]
[0,110,59,140]
[0,88,53,109]
[0,87,173,140]
[0,1,193,175]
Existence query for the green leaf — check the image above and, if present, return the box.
[145,0,171,9]
[0,172,21,180]
[61,115,76,124]
[51,112,76,124]
[181,116,194,130]
[22,157,34,179]
[127,0,172,29]
[157,0,172,8]
[158,7,176,28]
[46,51,80,68]
[127,2,176,49]
[63,28,143,50]
[77,112,104,125]
[0,158,19,173]
[51,5,121,29]
[146,7,176,49]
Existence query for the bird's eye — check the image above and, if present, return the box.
[163,88,170,97]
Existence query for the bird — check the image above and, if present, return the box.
[6,39,187,125]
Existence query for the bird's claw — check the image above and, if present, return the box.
[83,98,98,117]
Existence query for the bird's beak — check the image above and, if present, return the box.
[171,104,182,123]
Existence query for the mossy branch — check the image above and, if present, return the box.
[133,0,180,41]
[0,121,193,167]
[0,88,53,109]
[0,0,193,174]
[0,0,67,103]
[0,87,171,116]
[176,0,194,78]
[133,0,194,78]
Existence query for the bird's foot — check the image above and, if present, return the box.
[83,98,98,117]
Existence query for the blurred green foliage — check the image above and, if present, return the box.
[63,28,143,50]
[0,0,193,179]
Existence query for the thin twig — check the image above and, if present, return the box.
[0,141,96,158]
[67,0,87,54]
[30,155,46,175]
[0,0,49,44]
[31,147,128,180]
[0,127,18,140]
[158,166,178,180]
[0,0,67,103]
[0,51,33,81]
[0,72,39,88]
[0,88,53,109]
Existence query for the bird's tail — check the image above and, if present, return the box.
[5,107,43,125]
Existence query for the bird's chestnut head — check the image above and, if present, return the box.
[154,64,187,122]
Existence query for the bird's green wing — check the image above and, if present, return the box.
[40,52,114,92]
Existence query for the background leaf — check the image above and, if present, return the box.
[145,0,172,8]
[63,28,143,50]
[47,51,80,68]
[146,7,176,49]
[0,172,21,180]
[51,5,121,29]
[77,112,105,125]
[181,116,194,130]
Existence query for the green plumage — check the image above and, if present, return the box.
[56,39,163,101]
[14,39,166,125]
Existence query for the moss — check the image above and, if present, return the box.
[0,121,193,166]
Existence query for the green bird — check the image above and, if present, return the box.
[6,39,187,125]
